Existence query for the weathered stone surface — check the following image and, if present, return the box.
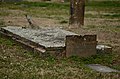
[1,26,98,58]
[66,35,97,57]
[1,26,77,48]
[0,26,77,57]
[87,64,119,73]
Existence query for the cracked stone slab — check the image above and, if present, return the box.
[1,26,78,48]
[87,64,120,73]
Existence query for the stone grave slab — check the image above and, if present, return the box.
[1,26,77,48]
[0,26,78,57]
[0,26,113,58]
[87,64,119,73]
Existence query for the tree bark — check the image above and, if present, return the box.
[69,0,85,27]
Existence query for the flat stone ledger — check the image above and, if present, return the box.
[0,26,77,57]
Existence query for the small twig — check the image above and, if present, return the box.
[25,14,39,29]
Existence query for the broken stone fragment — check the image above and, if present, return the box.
[96,45,112,54]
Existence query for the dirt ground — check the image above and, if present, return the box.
[1,11,120,54]
[0,1,120,79]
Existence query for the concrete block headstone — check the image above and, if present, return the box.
[66,35,97,57]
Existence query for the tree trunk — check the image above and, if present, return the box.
[69,0,85,27]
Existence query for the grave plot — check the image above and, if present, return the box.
[0,26,78,57]
[0,26,111,57]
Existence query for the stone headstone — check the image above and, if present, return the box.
[66,35,97,57]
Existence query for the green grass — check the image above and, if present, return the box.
[0,20,5,27]
[69,53,120,70]
[0,1,120,19]
[86,1,120,7]
[0,11,10,16]
[0,1,69,9]
[5,1,120,9]
[103,14,120,18]
[0,34,119,79]
[0,1,120,78]
[85,13,120,18]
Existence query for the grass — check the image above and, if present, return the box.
[16,1,69,9]
[0,11,10,16]
[86,1,120,7]
[3,1,119,8]
[103,14,120,18]
[0,0,120,78]
[0,20,5,27]
[85,13,120,19]
[0,1,120,19]
[0,33,120,79]
[60,20,68,24]
[0,1,69,10]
